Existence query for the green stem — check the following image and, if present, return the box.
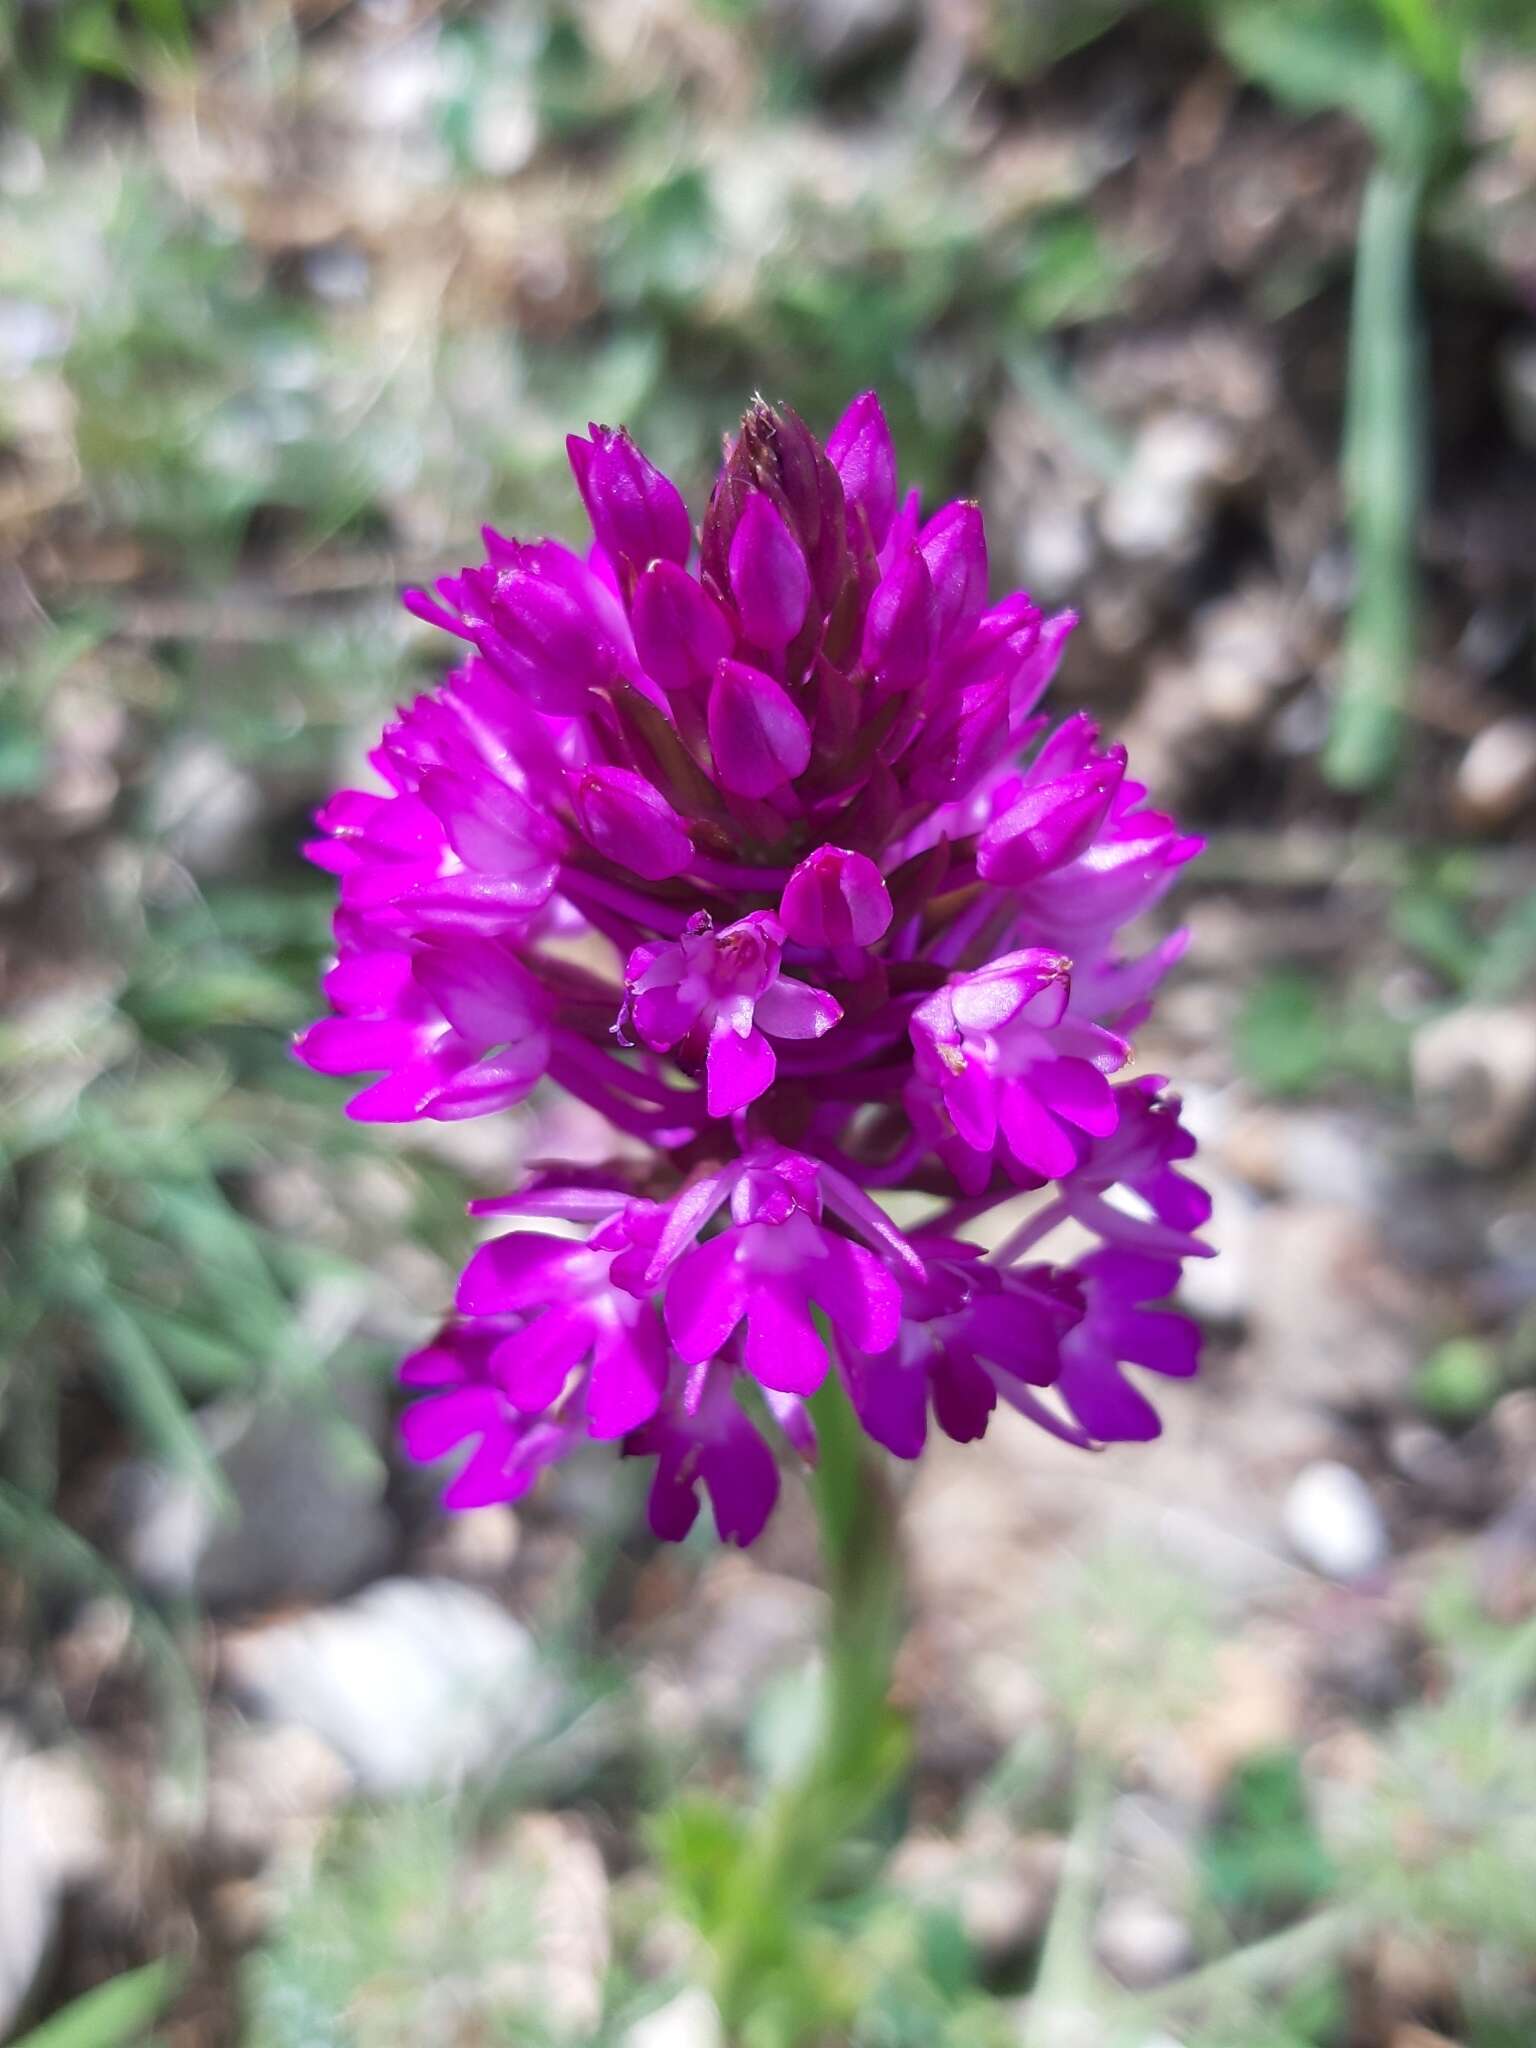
[712,1378,907,2038]
[1024,1756,1114,2033]
[1324,157,1425,792]
[1132,1904,1363,2020]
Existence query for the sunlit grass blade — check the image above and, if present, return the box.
[0,1484,206,1806]
[1324,160,1425,790]
[6,1961,182,2048]
[60,1261,234,1515]
[7,1949,183,2048]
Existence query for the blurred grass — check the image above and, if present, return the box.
[1207,0,1465,791]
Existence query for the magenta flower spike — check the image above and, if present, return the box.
[300,392,1211,1544]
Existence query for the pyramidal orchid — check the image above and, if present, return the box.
[298,395,1210,1547]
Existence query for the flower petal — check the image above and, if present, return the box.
[729,493,811,649]
[666,1233,749,1364]
[753,976,841,1042]
[491,1306,593,1411]
[706,1019,777,1117]
[741,1278,829,1396]
[1029,1056,1119,1138]
[587,1306,668,1438]
[458,1232,586,1315]
[707,659,812,798]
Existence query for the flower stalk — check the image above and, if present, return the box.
[711,1374,907,2035]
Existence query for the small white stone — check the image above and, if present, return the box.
[0,1727,108,2035]
[148,737,263,876]
[0,296,71,373]
[482,1814,610,2037]
[1283,1462,1388,1581]
[1412,1005,1536,1167]
[223,1578,555,1793]
[1455,715,1536,826]
[624,1987,724,2048]
[1096,1893,1193,1988]
[1100,412,1235,559]
[1017,500,1094,596]
[208,1722,353,1858]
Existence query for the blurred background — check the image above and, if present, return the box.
[2,1,1535,2043]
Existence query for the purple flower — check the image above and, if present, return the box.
[625,1366,782,1546]
[302,390,1210,1539]
[400,1329,576,1510]
[660,1150,903,1396]
[406,541,634,717]
[909,951,1128,1189]
[917,501,987,644]
[999,769,1205,959]
[977,713,1127,886]
[826,388,897,549]
[860,545,936,691]
[568,766,693,882]
[837,1240,1083,1457]
[631,561,734,691]
[729,493,812,650]
[296,938,553,1121]
[1057,1077,1214,1259]
[455,1215,668,1436]
[622,912,841,1117]
[1051,1249,1200,1445]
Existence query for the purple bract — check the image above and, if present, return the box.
[298,394,1211,1544]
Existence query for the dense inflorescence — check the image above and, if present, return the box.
[298,393,1212,1544]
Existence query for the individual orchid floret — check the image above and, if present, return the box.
[568,766,693,882]
[301,386,1210,1544]
[991,1077,1213,1272]
[860,546,937,691]
[399,1328,577,1511]
[622,913,841,1118]
[1058,1076,1213,1259]
[977,713,1128,885]
[662,1149,905,1396]
[405,541,632,716]
[909,951,1128,1188]
[631,560,734,691]
[1006,776,1205,957]
[917,501,987,645]
[455,1213,669,1437]
[837,1239,1083,1458]
[902,599,1070,808]
[1049,1248,1200,1445]
[296,938,552,1121]
[625,1365,783,1547]
[729,493,812,649]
